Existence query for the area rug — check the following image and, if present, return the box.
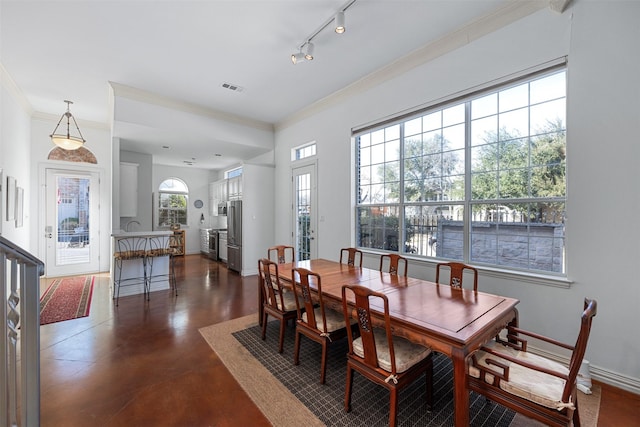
[199,314,600,427]
[39,276,94,325]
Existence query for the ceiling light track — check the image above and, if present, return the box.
[291,0,357,64]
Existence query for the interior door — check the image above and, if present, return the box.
[292,163,317,260]
[45,168,100,277]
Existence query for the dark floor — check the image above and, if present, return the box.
[40,254,639,426]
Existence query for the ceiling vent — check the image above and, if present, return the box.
[222,82,244,92]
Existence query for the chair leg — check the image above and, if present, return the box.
[278,318,286,353]
[320,340,327,384]
[293,330,301,365]
[344,365,353,412]
[573,399,581,427]
[261,313,268,340]
[389,388,398,427]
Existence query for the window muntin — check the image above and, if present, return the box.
[292,142,317,160]
[157,178,188,227]
[355,68,566,275]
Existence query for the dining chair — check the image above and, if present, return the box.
[468,298,597,427]
[267,245,295,264]
[435,261,478,291]
[339,247,363,267]
[379,254,408,276]
[291,267,353,384]
[341,284,433,427]
[258,258,299,353]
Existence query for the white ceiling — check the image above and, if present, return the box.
[1,0,532,170]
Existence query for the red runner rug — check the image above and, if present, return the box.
[40,276,94,325]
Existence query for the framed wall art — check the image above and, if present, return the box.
[15,187,24,228]
[6,175,16,221]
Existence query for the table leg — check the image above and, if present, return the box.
[452,348,469,427]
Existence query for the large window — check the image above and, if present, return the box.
[356,67,566,275]
[157,178,188,228]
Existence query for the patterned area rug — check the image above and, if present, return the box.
[232,321,516,427]
[40,276,94,325]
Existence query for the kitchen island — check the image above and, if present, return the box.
[111,230,173,302]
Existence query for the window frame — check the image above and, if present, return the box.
[354,63,568,278]
[157,178,189,228]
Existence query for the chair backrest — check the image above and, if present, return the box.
[258,258,287,312]
[342,284,397,376]
[379,254,407,276]
[147,235,171,256]
[435,262,478,291]
[564,298,597,402]
[292,268,329,333]
[340,248,363,267]
[114,236,147,259]
[267,245,295,264]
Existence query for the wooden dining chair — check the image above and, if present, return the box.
[468,298,597,427]
[267,245,295,264]
[341,284,433,427]
[291,268,353,384]
[435,261,478,291]
[258,258,299,353]
[379,254,408,276]
[339,247,363,267]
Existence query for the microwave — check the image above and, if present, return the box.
[217,202,227,216]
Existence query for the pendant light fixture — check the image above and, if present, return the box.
[50,100,86,150]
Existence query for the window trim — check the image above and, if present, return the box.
[354,61,568,277]
[157,178,189,228]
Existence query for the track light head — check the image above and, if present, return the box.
[335,11,345,34]
[291,51,305,64]
[304,42,314,61]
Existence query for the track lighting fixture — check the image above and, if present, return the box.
[335,12,345,34]
[290,0,356,64]
[304,42,314,60]
[291,51,305,64]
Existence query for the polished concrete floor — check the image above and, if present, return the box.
[40,255,639,426]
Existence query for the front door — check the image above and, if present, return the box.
[292,163,317,260]
[45,168,100,276]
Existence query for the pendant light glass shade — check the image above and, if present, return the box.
[50,100,86,150]
[291,51,305,64]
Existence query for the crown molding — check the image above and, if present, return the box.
[275,0,548,132]
[109,82,274,133]
[1,62,34,115]
[31,111,110,131]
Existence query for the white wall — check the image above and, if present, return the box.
[0,72,31,248]
[152,164,212,255]
[273,3,640,392]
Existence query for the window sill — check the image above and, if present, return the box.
[359,249,572,289]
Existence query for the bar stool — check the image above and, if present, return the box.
[113,235,148,306]
[146,234,177,297]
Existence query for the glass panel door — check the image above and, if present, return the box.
[292,163,317,260]
[45,169,100,276]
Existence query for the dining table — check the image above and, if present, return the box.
[267,258,519,427]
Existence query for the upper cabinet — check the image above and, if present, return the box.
[120,162,139,217]
[210,179,230,216]
[228,176,242,200]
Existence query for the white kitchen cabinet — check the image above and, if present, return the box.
[210,179,229,216]
[228,176,242,200]
[119,162,138,217]
[209,182,216,216]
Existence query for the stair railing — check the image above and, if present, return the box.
[1,236,44,427]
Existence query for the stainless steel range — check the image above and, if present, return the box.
[207,228,227,261]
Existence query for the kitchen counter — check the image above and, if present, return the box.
[111,230,172,237]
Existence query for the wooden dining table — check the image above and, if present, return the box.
[266,258,519,427]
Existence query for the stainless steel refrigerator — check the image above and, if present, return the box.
[227,200,242,273]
